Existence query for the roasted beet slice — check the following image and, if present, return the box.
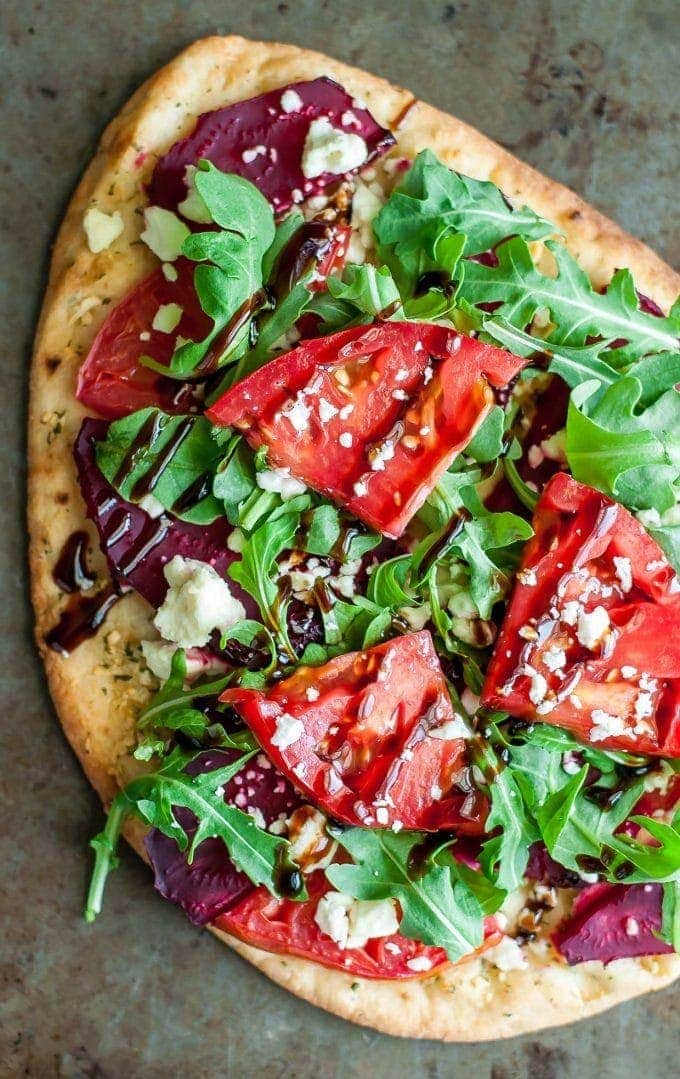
[525,842,584,890]
[553,882,673,965]
[144,751,301,924]
[74,418,249,609]
[148,78,394,215]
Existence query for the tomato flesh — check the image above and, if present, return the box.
[206,322,525,538]
[222,630,487,832]
[216,869,500,980]
[482,472,680,756]
[76,259,210,419]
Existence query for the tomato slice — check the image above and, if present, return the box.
[76,259,210,419]
[216,869,500,979]
[222,631,487,832]
[482,472,680,756]
[206,322,525,538]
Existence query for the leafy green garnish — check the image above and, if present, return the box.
[462,237,679,363]
[229,510,300,659]
[85,747,303,922]
[566,373,680,512]
[374,151,553,294]
[96,408,224,523]
[326,826,490,963]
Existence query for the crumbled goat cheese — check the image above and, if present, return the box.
[140,206,189,262]
[301,117,368,178]
[83,207,124,253]
[177,165,212,224]
[318,397,339,422]
[283,395,312,433]
[339,432,353,448]
[137,493,165,518]
[621,665,637,679]
[405,955,433,972]
[613,556,633,593]
[280,88,303,113]
[314,892,399,949]
[398,603,431,632]
[428,713,471,740]
[524,665,548,705]
[485,936,527,971]
[543,646,567,673]
[153,555,245,648]
[288,807,337,872]
[370,439,395,472]
[517,568,537,586]
[590,709,630,742]
[256,467,307,499]
[227,528,245,553]
[271,712,305,750]
[576,605,610,649]
[241,145,266,164]
[152,303,183,334]
[140,640,215,682]
[561,600,581,626]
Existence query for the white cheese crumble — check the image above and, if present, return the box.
[177,165,212,224]
[140,206,189,262]
[280,88,303,113]
[271,712,305,750]
[405,956,433,973]
[428,713,471,740]
[543,646,567,673]
[613,555,633,593]
[256,466,307,499]
[339,432,353,448]
[398,603,431,632]
[283,395,312,434]
[301,117,368,179]
[524,665,548,705]
[241,145,266,164]
[561,600,581,626]
[590,709,630,742]
[314,892,399,949]
[318,397,339,422]
[137,493,165,518]
[287,807,337,872]
[484,936,527,971]
[83,207,124,253]
[153,555,245,648]
[576,605,610,650]
[152,303,183,334]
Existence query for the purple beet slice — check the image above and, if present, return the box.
[74,418,251,610]
[144,750,301,924]
[553,882,673,965]
[148,77,394,215]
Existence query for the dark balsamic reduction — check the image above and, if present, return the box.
[130,417,194,500]
[45,582,125,656]
[195,288,270,377]
[268,220,334,302]
[414,270,455,297]
[172,472,212,514]
[113,410,166,488]
[273,844,305,899]
[416,508,471,579]
[52,530,95,593]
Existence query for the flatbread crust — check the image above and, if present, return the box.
[28,35,680,1041]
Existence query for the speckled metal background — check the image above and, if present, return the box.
[2,1,678,1075]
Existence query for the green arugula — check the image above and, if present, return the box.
[96,408,224,524]
[85,747,303,922]
[662,880,680,950]
[143,162,275,379]
[326,826,490,963]
[229,510,300,659]
[374,151,553,295]
[461,237,679,363]
[566,373,680,513]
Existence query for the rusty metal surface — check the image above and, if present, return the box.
[1,1,678,1075]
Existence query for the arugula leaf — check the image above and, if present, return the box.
[367,555,414,609]
[604,813,680,884]
[476,740,539,891]
[462,238,679,363]
[326,263,401,317]
[212,434,258,521]
[374,152,553,289]
[533,766,645,874]
[661,881,680,950]
[85,747,302,921]
[146,163,275,378]
[566,376,680,512]
[96,408,224,523]
[229,511,299,658]
[303,505,342,556]
[482,316,621,390]
[465,406,506,463]
[326,826,486,963]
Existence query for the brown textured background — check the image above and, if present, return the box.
[1,1,678,1075]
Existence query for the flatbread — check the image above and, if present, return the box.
[28,34,680,1041]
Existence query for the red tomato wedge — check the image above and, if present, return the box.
[206,322,525,538]
[482,472,680,756]
[216,870,501,979]
[76,259,210,419]
[221,631,487,832]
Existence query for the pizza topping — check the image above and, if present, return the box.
[149,78,394,216]
[222,631,486,833]
[206,322,525,538]
[83,207,124,253]
[482,472,680,756]
[553,883,673,965]
[152,556,246,649]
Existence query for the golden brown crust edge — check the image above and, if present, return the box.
[28,34,680,1041]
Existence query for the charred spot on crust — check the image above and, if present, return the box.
[45,356,62,373]
[55,491,69,505]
